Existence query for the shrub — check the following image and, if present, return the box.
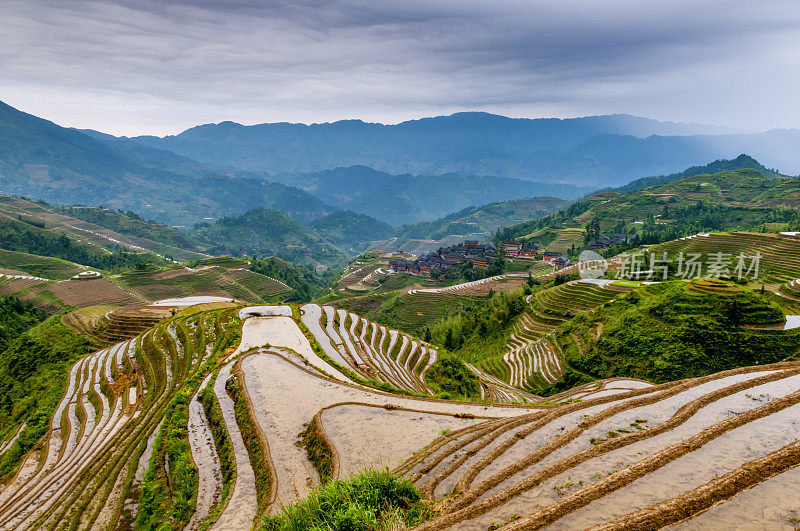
[425,354,480,400]
[261,469,429,531]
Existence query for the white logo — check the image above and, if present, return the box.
[578,250,608,279]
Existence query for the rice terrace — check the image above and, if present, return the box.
[3,2,800,529]
[1,222,800,530]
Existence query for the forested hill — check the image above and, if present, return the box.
[308,211,394,251]
[190,208,348,269]
[608,154,784,195]
[395,196,570,241]
[495,157,800,249]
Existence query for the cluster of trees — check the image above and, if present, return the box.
[432,256,505,283]
[424,289,527,355]
[0,296,45,352]
[424,354,480,400]
[0,219,156,271]
[249,256,333,302]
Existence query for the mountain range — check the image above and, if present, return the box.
[0,100,588,228]
[1,98,798,269]
[126,112,799,186]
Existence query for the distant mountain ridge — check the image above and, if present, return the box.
[0,101,593,228]
[125,111,800,186]
[0,100,337,226]
[273,165,591,226]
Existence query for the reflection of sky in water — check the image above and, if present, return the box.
[784,315,800,330]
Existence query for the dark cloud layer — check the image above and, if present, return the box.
[2,0,799,135]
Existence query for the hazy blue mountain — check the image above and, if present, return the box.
[556,134,795,186]
[124,112,795,186]
[0,100,337,226]
[273,165,593,225]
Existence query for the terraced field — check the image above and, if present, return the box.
[0,197,208,263]
[402,362,800,530]
[0,275,143,313]
[0,253,291,312]
[1,298,798,530]
[478,280,635,389]
[651,231,800,283]
[301,303,533,403]
[0,248,84,280]
[0,275,49,298]
[338,291,485,335]
[340,264,389,292]
[779,278,800,301]
[333,252,406,294]
[409,275,505,295]
[408,270,549,297]
[0,303,241,529]
[114,262,291,303]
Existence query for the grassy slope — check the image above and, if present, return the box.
[261,469,429,531]
[0,197,206,262]
[0,248,83,280]
[334,290,483,337]
[0,215,163,271]
[114,259,293,303]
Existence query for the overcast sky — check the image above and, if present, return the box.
[2,0,799,136]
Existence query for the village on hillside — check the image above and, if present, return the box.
[389,239,569,276]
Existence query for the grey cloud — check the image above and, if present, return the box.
[1,0,799,135]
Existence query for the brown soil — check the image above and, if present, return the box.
[0,268,35,276]
[0,278,47,296]
[459,277,528,296]
[46,278,138,307]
